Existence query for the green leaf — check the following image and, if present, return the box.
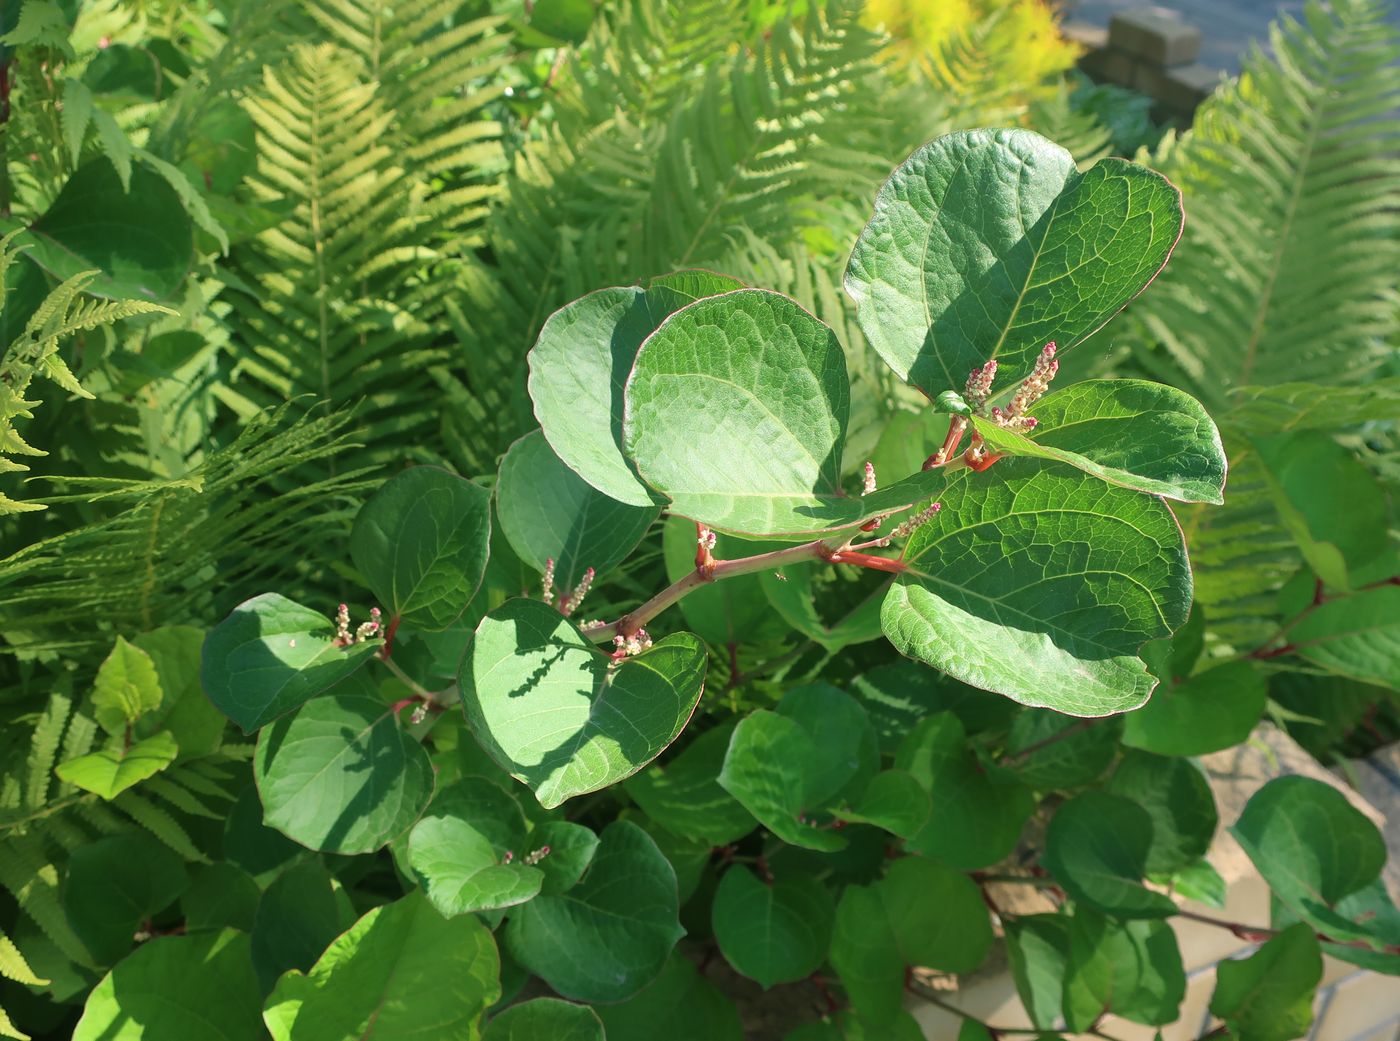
[63,833,187,965]
[833,770,930,839]
[1209,924,1322,1041]
[711,867,834,987]
[2,2,76,58]
[222,785,302,882]
[776,684,879,808]
[1227,379,1400,435]
[1063,911,1185,1029]
[1122,661,1267,756]
[254,693,435,854]
[350,466,492,631]
[407,777,544,916]
[1043,791,1177,918]
[1169,859,1228,909]
[661,516,789,643]
[829,884,903,1026]
[1229,776,1385,933]
[22,161,194,300]
[528,273,743,507]
[531,820,600,895]
[496,429,658,590]
[595,953,743,1041]
[73,931,264,1041]
[202,592,380,733]
[263,892,500,1041]
[182,864,260,934]
[1254,432,1388,590]
[624,287,945,537]
[1286,585,1400,691]
[845,128,1182,396]
[250,863,354,995]
[1004,914,1070,1030]
[485,999,603,1041]
[91,636,163,734]
[885,460,1191,715]
[505,821,683,1003]
[461,598,707,809]
[971,380,1225,504]
[851,661,1017,751]
[1105,751,1218,876]
[759,566,886,650]
[61,79,92,164]
[718,711,846,852]
[55,730,178,799]
[624,720,756,847]
[133,626,225,760]
[1005,712,1121,789]
[895,713,1034,869]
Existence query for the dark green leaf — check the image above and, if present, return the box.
[1210,923,1322,1041]
[833,770,929,838]
[250,862,354,995]
[461,598,707,809]
[182,863,259,934]
[776,684,879,808]
[758,566,885,650]
[202,593,379,733]
[1063,911,1185,1028]
[1105,751,1218,875]
[484,999,603,1041]
[1122,661,1268,756]
[505,821,683,1003]
[878,856,992,974]
[851,661,1017,751]
[1043,791,1177,918]
[886,460,1192,715]
[829,883,903,1026]
[350,466,492,631]
[712,867,834,987]
[1005,712,1121,789]
[497,430,658,591]
[263,891,499,1041]
[254,693,435,854]
[846,128,1182,395]
[1004,914,1070,1029]
[531,820,600,895]
[625,720,756,846]
[1286,586,1400,691]
[595,953,743,1041]
[63,833,187,965]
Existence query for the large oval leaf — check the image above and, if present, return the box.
[1043,792,1177,918]
[624,288,945,537]
[505,820,684,1003]
[845,128,1183,395]
[460,598,707,809]
[883,460,1192,715]
[496,429,659,590]
[711,867,834,987]
[527,272,743,507]
[350,466,492,631]
[971,379,1226,504]
[202,593,380,733]
[254,694,434,854]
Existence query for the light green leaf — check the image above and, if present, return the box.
[1230,776,1386,934]
[461,598,707,809]
[250,863,354,995]
[595,953,743,1041]
[55,730,178,799]
[624,287,945,537]
[62,833,187,966]
[846,128,1182,395]
[201,593,380,733]
[885,460,1192,715]
[1105,751,1218,875]
[505,821,683,1003]
[711,867,834,988]
[263,892,499,1041]
[1,1,76,57]
[1210,924,1322,1041]
[1004,914,1070,1030]
[1043,791,1177,918]
[528,272,743,507]
[496,429,658,590]
[133,626,225,760]
[895,713,1034,869]
[1254,432,1387,590]
[254,694,435,854]
[61,79,93,165]
[485,999,603,1041]
[1063,911,1185,1029]
[624,720,757,847]
[833,770,930,839]
[1122,661,1267,756]
[1286,585,1400,691]
[407,777,544,916]
[91,636,163,734]
[971,379,1225,503]
[1169,859,1228,909]
[73,931,264,1041]
[350,466,492,631]
[1228,379,1400,435]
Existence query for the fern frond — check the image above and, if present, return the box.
[0,834,91,967]
[113,791,208,862]
[0,932,46,987]
[22,691,71,812]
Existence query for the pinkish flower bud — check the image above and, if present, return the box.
[562,567,595,616]
[542,558,556,606]
[862,461,877,496]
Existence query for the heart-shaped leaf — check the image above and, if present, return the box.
[1285,585,1400,691]
[1043,791,1177,918]
[624,287,946,536]
[884,460,1192,716]
[497,429,659,591]
[832,770,930,839]
[250,863,355,995]
[55,730,179,799]
[1105,751,1218,876]
[484,999,603,1041]
[1210,924,1322,1041]
[718,711,846,852]
[254,693,435,854]
[624,720,757,847]
[63,833,188,965]
[1063,911,1186,1030]
[528,272,744,507]
[460,598,707,809]
[407,777,544,916]
[505,821,684,1003]
[711,867,834,988]
[91,636,163,734]
[970,380,1226,504]
[595,953,742,1041]
[1121,661,1267,756]
[845,128,1183,396]
[350,466,492,631]
[202,593,379,733]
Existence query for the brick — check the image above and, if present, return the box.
[1134,60,1221,116]
[1109,9,1203,67]
[1061,19,1108,51]
[1077,45,1135,87]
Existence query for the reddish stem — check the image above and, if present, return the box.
[380,616,401,660]
[825,549,907,574]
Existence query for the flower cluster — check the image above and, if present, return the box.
[332,603,381,646]
[613,628,653,657]
[991,342,1058,434]
[543,559,595,617]
[965,360,998,413]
